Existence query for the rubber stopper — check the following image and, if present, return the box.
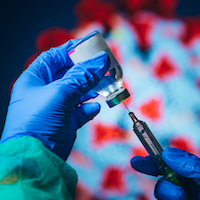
[106,88,130,108]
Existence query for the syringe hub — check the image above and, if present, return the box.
[129,112,138,123]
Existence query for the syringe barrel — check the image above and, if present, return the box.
[133,120,180,183]
[132,119,190,199]
[133,120,163,160]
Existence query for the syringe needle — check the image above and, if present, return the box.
[122,102,138,122]
[123,102,130,112]
[129,112,138,122]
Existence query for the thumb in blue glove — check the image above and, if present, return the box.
[131,147,200,200]
[1,40,110,161]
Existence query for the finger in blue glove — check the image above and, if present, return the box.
[154,178,187,200]
[130,155,163,176]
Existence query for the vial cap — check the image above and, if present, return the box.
[106,88,130,108]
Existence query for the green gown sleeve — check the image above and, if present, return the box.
[0,136,78,200]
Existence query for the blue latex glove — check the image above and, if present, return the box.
[1,40,110,161]
[131,147,200,200]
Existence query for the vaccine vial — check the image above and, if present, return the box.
[67,30,130,108]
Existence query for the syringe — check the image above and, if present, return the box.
[128,112,180,184]
[125,107,190,199]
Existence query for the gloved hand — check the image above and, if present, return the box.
[131,147,200,200]
[1,40,110,161]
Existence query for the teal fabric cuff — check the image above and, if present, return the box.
[0,136,77,200]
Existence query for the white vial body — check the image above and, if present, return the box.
[68,30,123,97]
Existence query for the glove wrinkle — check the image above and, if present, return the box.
[51,48,66,69]
[25,70,47,86]
[71,108,81,129]
[72,102,100,129]
[27,48,69,84]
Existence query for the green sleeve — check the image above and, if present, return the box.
[0,136,78,200]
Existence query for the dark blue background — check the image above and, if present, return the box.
[1,0,77,133]
[1,0,200,134]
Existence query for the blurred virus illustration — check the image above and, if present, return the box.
[24,0,200,199]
